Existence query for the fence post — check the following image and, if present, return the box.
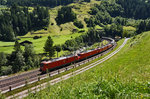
[25,79,28,86]
[9,86,11,91]
[38,76,40,81]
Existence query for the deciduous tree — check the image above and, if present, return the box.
[13,51,25,72]
[54,44,61,58]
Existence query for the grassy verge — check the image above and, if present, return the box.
[24,32,150,98]
[3,39,123,97]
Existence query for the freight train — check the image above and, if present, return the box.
[40,38,115,73]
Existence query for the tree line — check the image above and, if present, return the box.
[0,4,49,41]
[62,28,102,51]
[0,0,91,7]
[136,19,150,34]
[89,0,150,20]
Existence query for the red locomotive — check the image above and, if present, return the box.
[40,39,114,73]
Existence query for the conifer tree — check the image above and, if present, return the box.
[14,40,22,52]
[44,36,55,59]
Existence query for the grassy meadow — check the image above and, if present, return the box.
[123,26,136,31]
[0,33,82,54]
[25,31,150,98]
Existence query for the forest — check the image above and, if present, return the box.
[0,4,49,41]
[0,0,90,7]
[116,0,150,19]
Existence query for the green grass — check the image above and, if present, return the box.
[95,25,103,30]
[22,33,82,53]
[25,31,150,99]
[123,26,136,31]
[0,33,82,54]
[0,41,14,53]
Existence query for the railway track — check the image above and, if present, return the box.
[6,38,129,99]
[0,37,115,94]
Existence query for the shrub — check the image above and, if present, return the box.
[1,66,13,75]
[74,20,84,28]
[78,29,85,33]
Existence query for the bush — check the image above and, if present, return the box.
[122,30,135,37]
[22,66,29,71]
[62,44,68,50]
[78,29,85,33]
[33,36,42,39]
[0,52,7,66]
[74,20,84,28]
[1,66,13,75]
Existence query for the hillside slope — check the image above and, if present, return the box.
[0,0,102,54]
[26,31,150,98]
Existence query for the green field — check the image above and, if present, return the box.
[0,33,82,54]
[25,31,150,98]
[123,26,136,31]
